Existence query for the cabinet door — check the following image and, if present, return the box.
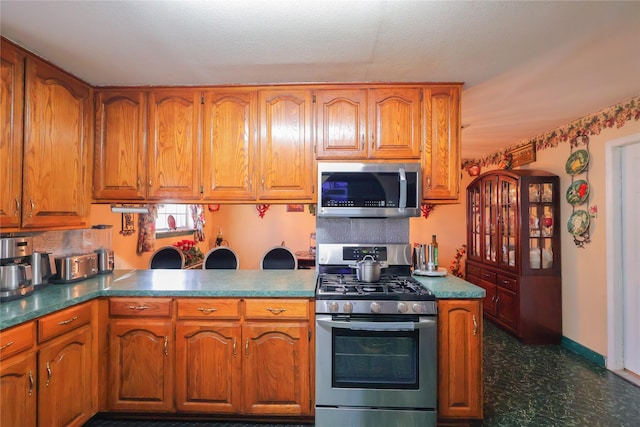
[94,90,146,200]
[481,175,499,265]
[242,322,310,415]
[148,89,201,200]
[423,85,461,201]
[175,321,242,413]
[368,87,421,159]
[497,176,518,272]
[202,90,256,200]
[0,41,24,229]
[0,352,37,427]
[437,299,483,419]
[258,89,314,201]
[22,57,92,228]
[108,320,174,412]
[38,325,93,427]
[314,89,368,159]
[496,287,518,332]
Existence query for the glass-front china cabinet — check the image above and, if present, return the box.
[466,170,561,344]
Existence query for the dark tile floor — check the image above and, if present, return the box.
[84,321,640,427]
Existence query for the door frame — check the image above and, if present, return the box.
[605,132,640,384]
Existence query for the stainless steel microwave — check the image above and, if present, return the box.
[317,162,422,218]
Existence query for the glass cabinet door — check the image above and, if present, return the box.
[468,185,482,259]
[482,177,498,264]
[499,177,517,269]
[528,182,555,270]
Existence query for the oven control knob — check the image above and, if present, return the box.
[397,302,408,313]
[370,302,381,313]
[343,302,353,313]
[412,303,424,314]
[328,302,339,313]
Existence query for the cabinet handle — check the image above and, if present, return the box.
[233,338,237,357]
[361,133,365,150]
[502,279,511,285]
[28,370,34,396]
[137,178,141,190]
[164,336,168,356]
[128,305,149,310]
[198,307,218,314]
[249,177,253,191]
[426,175,431,190]
[57,316,78,325]
[29,198,34,217]
[46,362,52,387]
[266,307,286,315]
[472,315,478,336]
[149,179,152,188]
[14,196,20,216]
[495,296,500,303]
[0,341,14,351]
[245,338,249,357]
[261,177,265,190]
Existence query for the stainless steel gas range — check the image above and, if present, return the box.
[315,243,438,427]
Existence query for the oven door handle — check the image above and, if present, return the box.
[317,317,435,332]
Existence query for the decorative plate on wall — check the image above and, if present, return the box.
[565,149,590,175]
[566,180,590,205]
[567,210,590,236]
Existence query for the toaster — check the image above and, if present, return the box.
[51,253,98,284]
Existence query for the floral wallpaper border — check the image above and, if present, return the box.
[462,96,640,169]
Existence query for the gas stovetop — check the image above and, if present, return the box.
[315,273,436,315]
[317,274,434,299]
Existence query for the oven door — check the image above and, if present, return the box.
[315,314,437,409]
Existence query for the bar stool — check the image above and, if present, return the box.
[202,247,240,269]
[149,246,185,269]
[260,246,298,270]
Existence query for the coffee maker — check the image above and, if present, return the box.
[0,237,34,301]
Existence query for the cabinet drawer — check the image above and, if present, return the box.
[0,321,35,360]
[480,269,497,284]
[177,298,240,319]
[244,299,309,320]
[466,264,481,278]
[38,302,92,343]
[497,275,518,292]
[109,297,172,317]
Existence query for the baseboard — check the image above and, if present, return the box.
[561,335,606,368]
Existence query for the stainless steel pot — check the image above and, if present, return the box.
[349,255,388,282]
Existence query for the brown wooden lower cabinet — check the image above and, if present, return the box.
[0,351,37,427]
[38,324,93,426]
[108,319,175,412]
[109,297,312,417]
[437,299,483,420]
[175,321,242,413]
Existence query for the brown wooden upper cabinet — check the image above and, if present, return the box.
[201,89,256,201]
[258,89,315,201]
[147,89,202,201]
[21,55,93,229]
[94,89,147,200]
[0,41,25,229]
[314,87,421,160]
[422,85,461,202]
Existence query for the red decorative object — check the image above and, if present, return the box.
[207,204,220,212]
[467,163,481,177]
[172,239,204,267]
[256,204,270,218]
[449,244,467,278]
[420,204,435,219]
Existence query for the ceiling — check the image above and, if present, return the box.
[1,1,639,160]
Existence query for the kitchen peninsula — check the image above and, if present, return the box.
[0,269,484,426]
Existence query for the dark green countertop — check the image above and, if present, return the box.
[0,268,484,330]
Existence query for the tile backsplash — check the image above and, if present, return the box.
[316,218,409,245]
[28,228,113,256]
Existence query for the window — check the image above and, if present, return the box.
[155,204,194,237]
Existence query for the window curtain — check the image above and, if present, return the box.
[190,204,205,242]
[136,204,159,254]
